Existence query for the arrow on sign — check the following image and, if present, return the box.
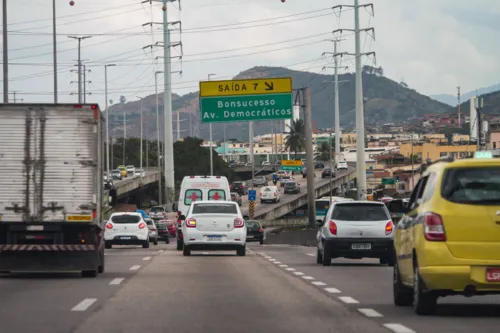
[264,82,274,91]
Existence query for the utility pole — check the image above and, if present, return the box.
[104,64,116,182]
[68,36,92,103]
[332,1,375,200]
[475,96,484,151]
[83,65,91,103]
[208,73,216,175]
[249,121,255,185]
[9,91,20,103]
[123,113,126,165]
[137,96,144,174]
[300,88,316,227]
[457,86,461,127]
[155,70,163,204]
[329,132,333,201]
[2,0,8,103]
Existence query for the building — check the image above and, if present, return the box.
[400,142,476,162]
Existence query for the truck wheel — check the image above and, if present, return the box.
[98,250,105,274]
[81,270,98,278]
[143,240,150,249]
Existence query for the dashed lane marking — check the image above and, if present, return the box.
[285,268,295,271]
[338,296,359,304]
[306,253,315,256]
[109,278,125,285]
[273,261,282,264]
[301,276,315,280]
[143,257,151,261]
[383,324,416,333]
[279,264,288,267]
[324,287,341,293]
[311,281,327,286]
[358,308,383,317]
[293,272,305,276]
[71,298,97,312]
[130,265,141,271]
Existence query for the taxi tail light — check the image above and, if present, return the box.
[234,218,245,228]
[329,221,337,235]
[138,222,146,229]
[385,221,393,235]
[424,213,446,241]
[106,223,113,229]
[186,218,197,228]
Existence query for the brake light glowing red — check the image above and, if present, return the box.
[234,218,244,228]
[91,104,98,109]
[138,222,146,229]
[216,176,221,178]
[258,227,263,233]
[186,218,196,228]
[424,213,446,241]
[385,221,393,235]
[329,221,337,235]
[240,185,244,189]
[92,209,97,219]
[73,104,83,108]
[106,223,113,229]
[190,176,195,178]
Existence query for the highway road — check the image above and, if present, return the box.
[112,168,159,188]
[2,243,498,333]
[238,167,355,217]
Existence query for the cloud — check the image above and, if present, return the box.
[1,0,499,107]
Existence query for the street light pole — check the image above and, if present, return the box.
[104,64,116,181]
[52,0,58,103]
[208,73,216,176]
[137,96,144,174]
[2,0,8,103]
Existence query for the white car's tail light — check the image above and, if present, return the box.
[385,221,393,235]
[186,218,197,228]
[329,220,337,235]
[138,222,146,229]
[106,223,113,229]
[234,218,244,228]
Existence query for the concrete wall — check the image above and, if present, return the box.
[116,171,161,197]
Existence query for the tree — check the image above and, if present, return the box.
[285,119,305,158]
[119,95,126,104]
[315,142,331,161]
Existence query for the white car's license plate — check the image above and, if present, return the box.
[207,235,222,241]
[247,235,254,238]
[351,243,371,250]
[120,236,131,240]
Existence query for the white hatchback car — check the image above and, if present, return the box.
[316,201,394,266]
[336,161,348,170]
[260,186,280,203]
[105,212,150,249]
[180,200,247,256]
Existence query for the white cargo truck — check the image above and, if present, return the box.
[0,103,108,277]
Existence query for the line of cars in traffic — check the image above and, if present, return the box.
[314,154,500,315]
[103,164,146,189]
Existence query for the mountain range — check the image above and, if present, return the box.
[107,65,458,142]
[430,83,500,106]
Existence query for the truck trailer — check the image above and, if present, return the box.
[0,104,106,277]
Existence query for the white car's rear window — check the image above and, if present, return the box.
[111,215,141,224]
[331,203,389,221]
[192,203,237,214]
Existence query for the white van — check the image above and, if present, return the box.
[260,185,280,203]
[177,176,231,219]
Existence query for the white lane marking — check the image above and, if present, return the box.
[202,252,209,255]
[158,250,164,253]
[143,256,151,261]
[279,264,288,267]
[71,298,97,312]
[311,281,327,286]
[306,253,315,256]
[109,278,125,285]
[383,324,416,333]
[268,258,276,262]
[358,308,383,317]
[301,276,315,280]
[130,265,141,271]
[293,271,305,276]
[273,261,282,264]
[338,296,359,304]
[324,287,341,293]
[285,268,295,271]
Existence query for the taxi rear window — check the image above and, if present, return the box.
[441,167,500,205]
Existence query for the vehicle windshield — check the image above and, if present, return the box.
[315,200,330,212]
[150,206,164,212]
[441,167,500,205]
[246,221,260,228]
[192,203,237,214]
[330,203,389,221]
[110,215,141,224]
[263,187,272,192]
[285,182,296,187]
[144,219,154,225]
[324,168,331,171]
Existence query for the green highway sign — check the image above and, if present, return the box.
[199,77,293,123]
[382,177,395,185]
[281,165,302,171]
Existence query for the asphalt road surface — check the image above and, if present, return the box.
[239,167,355,216]
[3,242,498,333]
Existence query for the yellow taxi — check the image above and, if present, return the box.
[117,165,127,177]
[387,153,500,315]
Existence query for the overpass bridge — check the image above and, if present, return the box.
[237,167,357,221]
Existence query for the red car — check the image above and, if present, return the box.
[165,220,176,237]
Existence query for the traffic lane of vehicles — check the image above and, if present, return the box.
[0,244,170,333]
[70,248,389,333]
[240,168,354,215]
[250,245,500,333]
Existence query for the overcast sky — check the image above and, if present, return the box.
[1,0,499,106]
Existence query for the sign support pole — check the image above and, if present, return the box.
[303,88,316,227]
